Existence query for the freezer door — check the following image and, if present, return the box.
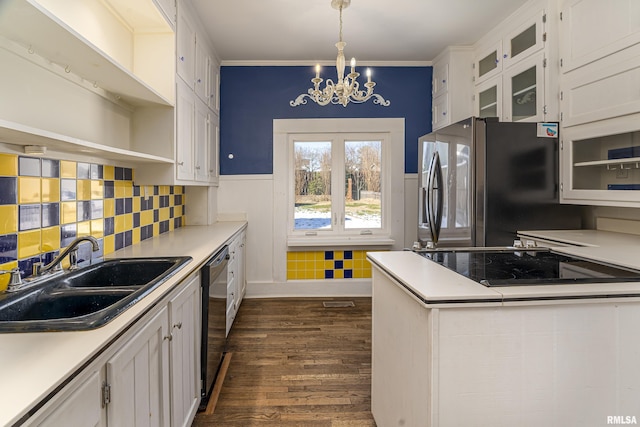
[418,120,474,247]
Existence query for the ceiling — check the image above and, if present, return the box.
[189,0,529,64]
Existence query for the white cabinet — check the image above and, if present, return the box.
[168,274,201,427]
[195,99,210,182]
[27,272,202,427]
[472,6,549,122]
[0,0,175,165]
[27,369,105,427]
[558,0,640,127]
[557,0,640,207]
[431,47,473,130]
[225,230,246,336]
[560,117,640,207]
[176,8,196,89]
[176,79,196,181]
[502,51,546,122]
[106,307,171,427]
[559,0,640,73]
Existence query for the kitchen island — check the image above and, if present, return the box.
[368,230,640,427]
[0,222,246,427]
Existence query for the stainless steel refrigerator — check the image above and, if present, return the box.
[417,117,583,248]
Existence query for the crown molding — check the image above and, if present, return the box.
[220,60,432,67]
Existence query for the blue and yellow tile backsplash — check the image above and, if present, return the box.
[0,153,186,290]
[286,250,372,280]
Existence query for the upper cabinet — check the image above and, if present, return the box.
[431,47,473,130]
[558,0,640,207]
[472,5,551,123]
[559,0,640,73]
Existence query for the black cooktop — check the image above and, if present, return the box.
[419,249,640,287]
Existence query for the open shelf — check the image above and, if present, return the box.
[0,0,173,107]
[574,157,640,168]
[0,120,174,164]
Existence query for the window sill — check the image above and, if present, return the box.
[287,236,395,248]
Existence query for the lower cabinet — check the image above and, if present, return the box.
[226,230,246,336]
[26,272,201,427]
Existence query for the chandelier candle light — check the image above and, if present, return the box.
[290,0,390,107]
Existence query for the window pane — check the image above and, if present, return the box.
[344,140,382,229]
[294,141,332,230]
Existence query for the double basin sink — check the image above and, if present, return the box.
[0,257,191,333]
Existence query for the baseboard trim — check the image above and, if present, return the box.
[245,279,372,298]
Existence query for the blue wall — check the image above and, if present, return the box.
[219,66,432,175]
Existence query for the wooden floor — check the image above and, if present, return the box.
[192,298,376,427]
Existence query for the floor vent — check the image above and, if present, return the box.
[322,301,355,308]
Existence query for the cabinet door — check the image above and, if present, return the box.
[194,99,209,182]
[194,40,209,103]
[237,231,246,302]
[209,112,220,184]
[560,0,640,73]
[176,80,195,181]
[473,41,503,84]
[209,56,220,111]
[107,307,171,427]
[502,10,545,69]
[29,369,104,427]
[560,44,640,127]
[474,76,502,119]
[503,52,545,122]
[176,8,195,87]
[431,94,449,130]
[169,274,201,427]
[432,61,448,98]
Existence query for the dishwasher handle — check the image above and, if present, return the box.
[206,246,229,279]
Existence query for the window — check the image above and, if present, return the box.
[292,135,384,234]
[273,118,404,248]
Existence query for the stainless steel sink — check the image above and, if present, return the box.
[0,257,191,333]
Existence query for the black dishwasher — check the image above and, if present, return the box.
[199,245,228,409]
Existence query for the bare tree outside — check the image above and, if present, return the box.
[344,141,381,229]
[293,139,382,230]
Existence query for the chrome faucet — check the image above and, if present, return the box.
[33,236,100,277]
[0,268,23,292]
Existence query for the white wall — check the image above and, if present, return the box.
[217,173,419,296]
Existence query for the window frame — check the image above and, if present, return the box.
[288,132,389,238]
[273,118,404,248]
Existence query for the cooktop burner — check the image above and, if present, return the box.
[419,249,640,287]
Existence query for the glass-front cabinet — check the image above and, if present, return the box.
[561,120,640,207]
[475,76,502,119]
[503,52,545,122]
[473,7,547,122]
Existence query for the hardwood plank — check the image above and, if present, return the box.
[193,298,375,426]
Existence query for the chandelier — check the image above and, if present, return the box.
[290,0,390,107]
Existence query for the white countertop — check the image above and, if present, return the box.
[368,229,640,307]
[0,222,246,427]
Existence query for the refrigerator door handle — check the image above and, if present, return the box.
[426,151,444,245]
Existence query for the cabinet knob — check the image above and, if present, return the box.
[177,161,184,166]
[442,79,446,84]
[179,56,185,62]
[173,322,182,330]
[195,166,200,170]
[503,53,508,58]
[164,334,173,341]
